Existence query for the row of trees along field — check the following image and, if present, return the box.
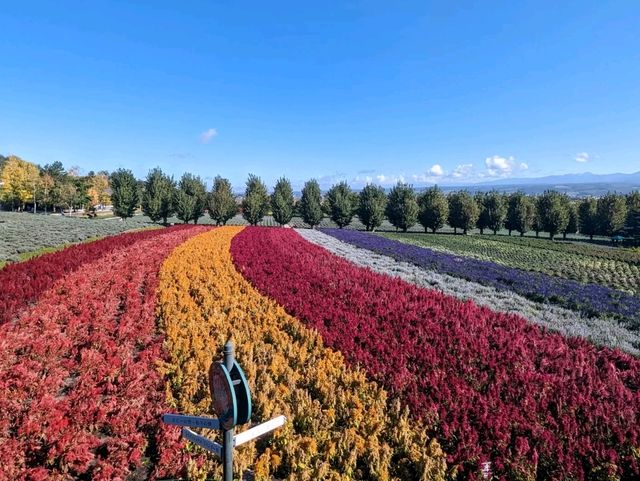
[315,182,640,241]
[2,155,639,243]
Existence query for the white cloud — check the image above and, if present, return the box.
[199,128,218,143]
[428,164,444,176]
[484,155,528,177]
[452,163,474,178]
[372,174,405,185]
[575,152,589,163]
[346,155,528,187]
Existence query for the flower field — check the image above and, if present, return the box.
[232,227,640,480]
[322,228,640,329]
[298,229,640,355]
[0,225,206,480]
[1,224,639,481]
[0,227,180,326]
[156,227,446,480]
[383,232,640,294]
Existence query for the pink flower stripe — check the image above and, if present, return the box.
[0,225,208,481]
[231,227,640,481]
[0,227,184,326]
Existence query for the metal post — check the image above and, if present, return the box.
[222,341,234,481]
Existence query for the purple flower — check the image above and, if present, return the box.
[321,229,640,328]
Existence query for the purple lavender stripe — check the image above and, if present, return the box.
[321,228,640,328]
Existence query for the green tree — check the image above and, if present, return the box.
[41,161,67,212]
[417,186,449,233]
[597,192,628,236]
[271,177,295,226]
[448,190,479,235]
[474,192,490,235]
[532,201,543,238]
[142,167,175,224]
[242,174,270,226]
[506,192,523,235]
[578,197,598,240]
[536,190,569,240]
[513,195,535,237]
[386,182,418,232]
[326,181,356,228]
[300,179,324,228]
[174,173,207,224]
[174,190,195,223]
[208,176,237,226]
[357,184,387,231]
[484,190,507,234]
[109,168,139,219]
[562,200,578,240]
[625,191,640,244]
[506,192,535,237]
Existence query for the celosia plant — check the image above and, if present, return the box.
[0,226,207,480]
[0,226,183,325]
[232,227,640,481]
[156,226,448,481]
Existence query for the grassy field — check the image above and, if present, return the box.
[0,212,156,263]
[383,232,640,294]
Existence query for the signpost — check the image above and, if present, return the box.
[162,341,286,481]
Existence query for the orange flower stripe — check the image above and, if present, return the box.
[156,226,447,481]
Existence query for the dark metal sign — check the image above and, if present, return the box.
[209,362,237,430]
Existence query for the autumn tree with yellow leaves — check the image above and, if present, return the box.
[86,173,111,214]
[0,155,41,211]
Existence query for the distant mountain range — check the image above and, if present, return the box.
[451,171,640,197]
[476,171,640,187]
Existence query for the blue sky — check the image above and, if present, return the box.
[1,1,639,190]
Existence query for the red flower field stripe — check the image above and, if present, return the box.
[0,225,208,481]
[0,226,184,326]
[231,227,640,480]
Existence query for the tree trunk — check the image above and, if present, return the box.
[432,228,436,234]
[520,231,524,237]
[479,228,484,235]
[563,232,567,240]
[463,228,468,235]
[590,234,594,240]
[508,229,512,236]
[493,229,498,235]
[454,227,457,234]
